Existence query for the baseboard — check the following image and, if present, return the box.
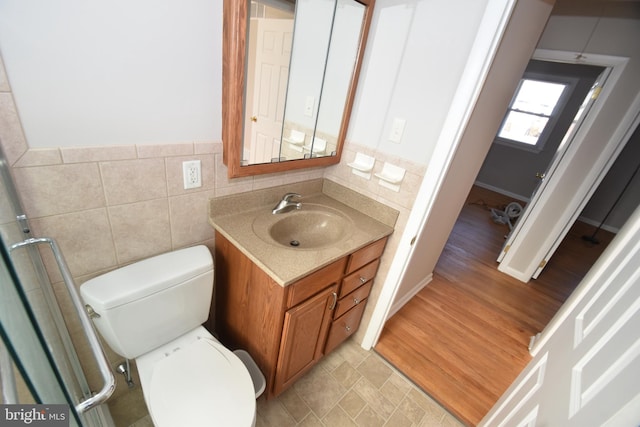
[474,181,620,234]
[473,181,530,203]
[387,273,433,319]
[576,215,619,234]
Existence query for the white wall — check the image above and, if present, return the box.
[348,0,489,164]
[0,0,222,148]
[0,0,487,162]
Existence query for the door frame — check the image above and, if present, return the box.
[497,49,636,282]
[361,0,527,349]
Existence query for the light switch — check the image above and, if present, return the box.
[304,96,315,117]
[389,118,406,143]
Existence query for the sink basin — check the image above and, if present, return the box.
[253,204,353,249]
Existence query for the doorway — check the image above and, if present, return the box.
[374,55,640,425]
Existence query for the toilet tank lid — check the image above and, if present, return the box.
[80,246,213,311]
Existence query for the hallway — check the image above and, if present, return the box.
[374,186,614,426]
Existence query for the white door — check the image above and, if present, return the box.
[245,18,293,164]
[497,51,637,283]
[481,203,640,427]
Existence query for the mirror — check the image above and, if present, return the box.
[222,0,374,178]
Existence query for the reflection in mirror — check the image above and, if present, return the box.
[280,0,366,163]
[222,0,373,177]
[243,0,295,164]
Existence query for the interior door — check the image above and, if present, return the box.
[481,203,640,426]
[495,51,634,284]
[245,18,293,164]
[498,70,609,264]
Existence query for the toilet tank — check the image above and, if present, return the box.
[80,246,214,359]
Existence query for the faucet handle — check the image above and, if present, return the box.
[283,192,302,201]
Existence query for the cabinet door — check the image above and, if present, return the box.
[274,284,338,395]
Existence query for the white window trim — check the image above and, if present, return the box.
[495,71,579,153]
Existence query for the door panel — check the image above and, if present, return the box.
[481,205,640,426]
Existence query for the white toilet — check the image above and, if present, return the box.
[80,245,257,427]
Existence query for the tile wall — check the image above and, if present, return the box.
[0,55,425,402]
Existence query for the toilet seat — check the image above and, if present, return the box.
[145,336,256,427]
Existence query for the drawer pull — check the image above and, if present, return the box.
[329,292,337,310]
[345,325,351,332]
[359,276,367,284]
[353,297,361,305]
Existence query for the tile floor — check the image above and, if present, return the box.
[109,339,464,427]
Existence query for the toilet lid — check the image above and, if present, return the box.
[147,337,256,427]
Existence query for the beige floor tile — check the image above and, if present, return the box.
[297,412,324,427]
[352,377,396,420]
[323,406,359,427]
[408,387,448,421]
[332,360,363,389]
[279,388,311,422]
[118,343,464,427]
[294,364,347,418]
[355,405,385,427]
[256,398,297,427]
[379,376,409,407]
[384,410,414,427]
[339,390,366,418]
[385,370,414,396]
[397,395,427,425]
[357,353,393,388]
[441,413,466,427]
[128,415,154,427]
[335,340,369,367]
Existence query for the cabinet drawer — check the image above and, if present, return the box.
[324,302,366,354]
[287,257,347,308]
[345,237,387,274]
[334,281,372,319]
[340,259,379,298]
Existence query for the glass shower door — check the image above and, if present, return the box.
[0,144,115,426]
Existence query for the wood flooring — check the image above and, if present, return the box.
[374,186,614,426]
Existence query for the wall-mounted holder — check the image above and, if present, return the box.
[375,162,406,192]
[283,130,305,153]
[347,152,376,180]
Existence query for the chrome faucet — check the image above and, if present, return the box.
[272,193,302,214]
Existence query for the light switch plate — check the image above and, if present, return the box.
[389,118,406,143]
[304,96,315,117]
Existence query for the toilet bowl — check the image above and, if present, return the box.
[80,246,256,427]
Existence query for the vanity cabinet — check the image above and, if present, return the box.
[212,231,387,398]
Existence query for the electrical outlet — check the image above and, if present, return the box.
[182,160,202,189]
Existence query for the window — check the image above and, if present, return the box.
[497,78,568,151]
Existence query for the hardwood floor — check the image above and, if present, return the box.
[374,186,614,426]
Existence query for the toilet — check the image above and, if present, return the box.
[80,245,257,427]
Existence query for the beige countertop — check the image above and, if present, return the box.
[208,179,396,286]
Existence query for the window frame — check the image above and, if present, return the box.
[495,71,578,153]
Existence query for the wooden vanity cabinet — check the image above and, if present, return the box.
[213,231,387,398]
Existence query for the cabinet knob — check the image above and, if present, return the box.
[353,297,360,305]
[345,325,351,332]
[359,277,367,284]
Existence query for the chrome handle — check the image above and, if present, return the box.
[10,238,116,413]
[329,292,337,310]
[359,277,367,284]
[535,172,546,180]
[283,192,302,201]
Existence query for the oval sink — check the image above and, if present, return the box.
[253,204,353,249]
